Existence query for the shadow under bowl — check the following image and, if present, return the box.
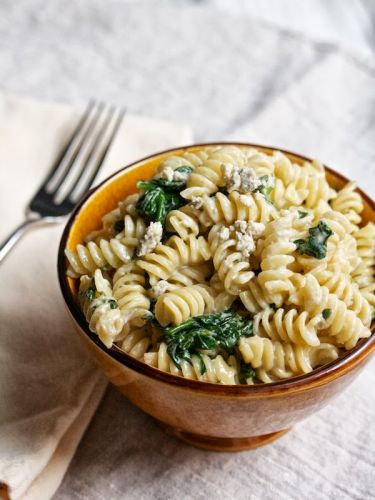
[58,143,375,451]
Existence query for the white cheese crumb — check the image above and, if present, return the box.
[230,220,265,239]
[136,221,163,257]
[234,232,255,259]
[190,196,204,209]
[225,219,264,259]
[232,220,248,233]
[158,166,190,183]
[221,163,261,194]
[151,280,171,298]
[218,226,230,241]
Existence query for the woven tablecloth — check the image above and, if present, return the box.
[0,2,374,499]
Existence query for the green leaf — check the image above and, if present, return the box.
[137,166,193,193]
[175,166,194,175]
[85,286,96,301]
[164,310,253,369]
[298,210,308,219]
[239,362,257,384]
[135,168,191,224]
[114,219,125,232]
[255,175,275,200]
[198,355,207,375]
[108,299,118,309]
[322,308,332,320]
[294,221,333,259]
[218,186,229,195]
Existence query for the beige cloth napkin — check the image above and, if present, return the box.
[0,93,192,500]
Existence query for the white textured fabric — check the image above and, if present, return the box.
[1,2,375,499]
[0,94,192,500]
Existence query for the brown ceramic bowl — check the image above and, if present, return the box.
[58,143,375,451]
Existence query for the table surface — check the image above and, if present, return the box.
[1,1,375,499]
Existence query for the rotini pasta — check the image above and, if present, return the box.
[198,191,277,227]
[65,214,147,277]
[112,262,151,327]
[180,146,248,200]
[79,270,123,348]
[208,224,255,294]
[144,342,238,384]
[155,284,215,326]
[331,181,363,225]
[67,145,374,385]
[239,335,339,383]
[137,234,211,285]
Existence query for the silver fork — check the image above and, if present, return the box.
[0,100,125,263]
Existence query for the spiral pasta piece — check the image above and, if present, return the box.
[288,274,371,349]
[114,214,147,245]
[199,191,278,227]
[144,342,238,384]
[65,214,147,277]
[156,148,214,173]
[101,193,141,230]
[307,265,372,327]
[330,181,363,225]
[168,262,212,287]
[254,307,322,346]
[137,235,211,285]
[166,208,199,240]
[239,277,272,314]
[294,210,358,273]
[155,284,215,326]
[352,223,375,294]
[257,212,297,306]
[314,294,371,349]
[271,154,334,209]
[112,263,151,327]
[245,150,275,176]
[181,146,248,200]
[119,327,153,359]
[239,336,338,383]
[208,225,254,294]
[79,270,123,348]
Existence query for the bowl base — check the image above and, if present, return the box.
[157,421,291,451]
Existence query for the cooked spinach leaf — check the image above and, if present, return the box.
[85,285,96,301]
[198,355,207,375]
[239,362,257,384]
[136,187,183,224]
[164,310,253,369]
[108,299,118,309]
[114,219,125,232]
[294,221,333,259]
[322,308,332,320]
[137,166,193,192]
[298,210,308,219]
[218,186,229,195]
[91,297,118,311]
[255,175,275,200]
[136,166,193,224]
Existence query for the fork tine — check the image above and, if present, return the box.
[47,100,105,193]
[43,100,96,191]
[67,107,126,203]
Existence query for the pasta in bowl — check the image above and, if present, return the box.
[58,143,375,450]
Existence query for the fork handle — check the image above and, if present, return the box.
[0,219,41,264]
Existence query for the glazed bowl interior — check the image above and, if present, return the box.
[58,143,375,395]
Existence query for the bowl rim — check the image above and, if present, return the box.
[58,142,375,396]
